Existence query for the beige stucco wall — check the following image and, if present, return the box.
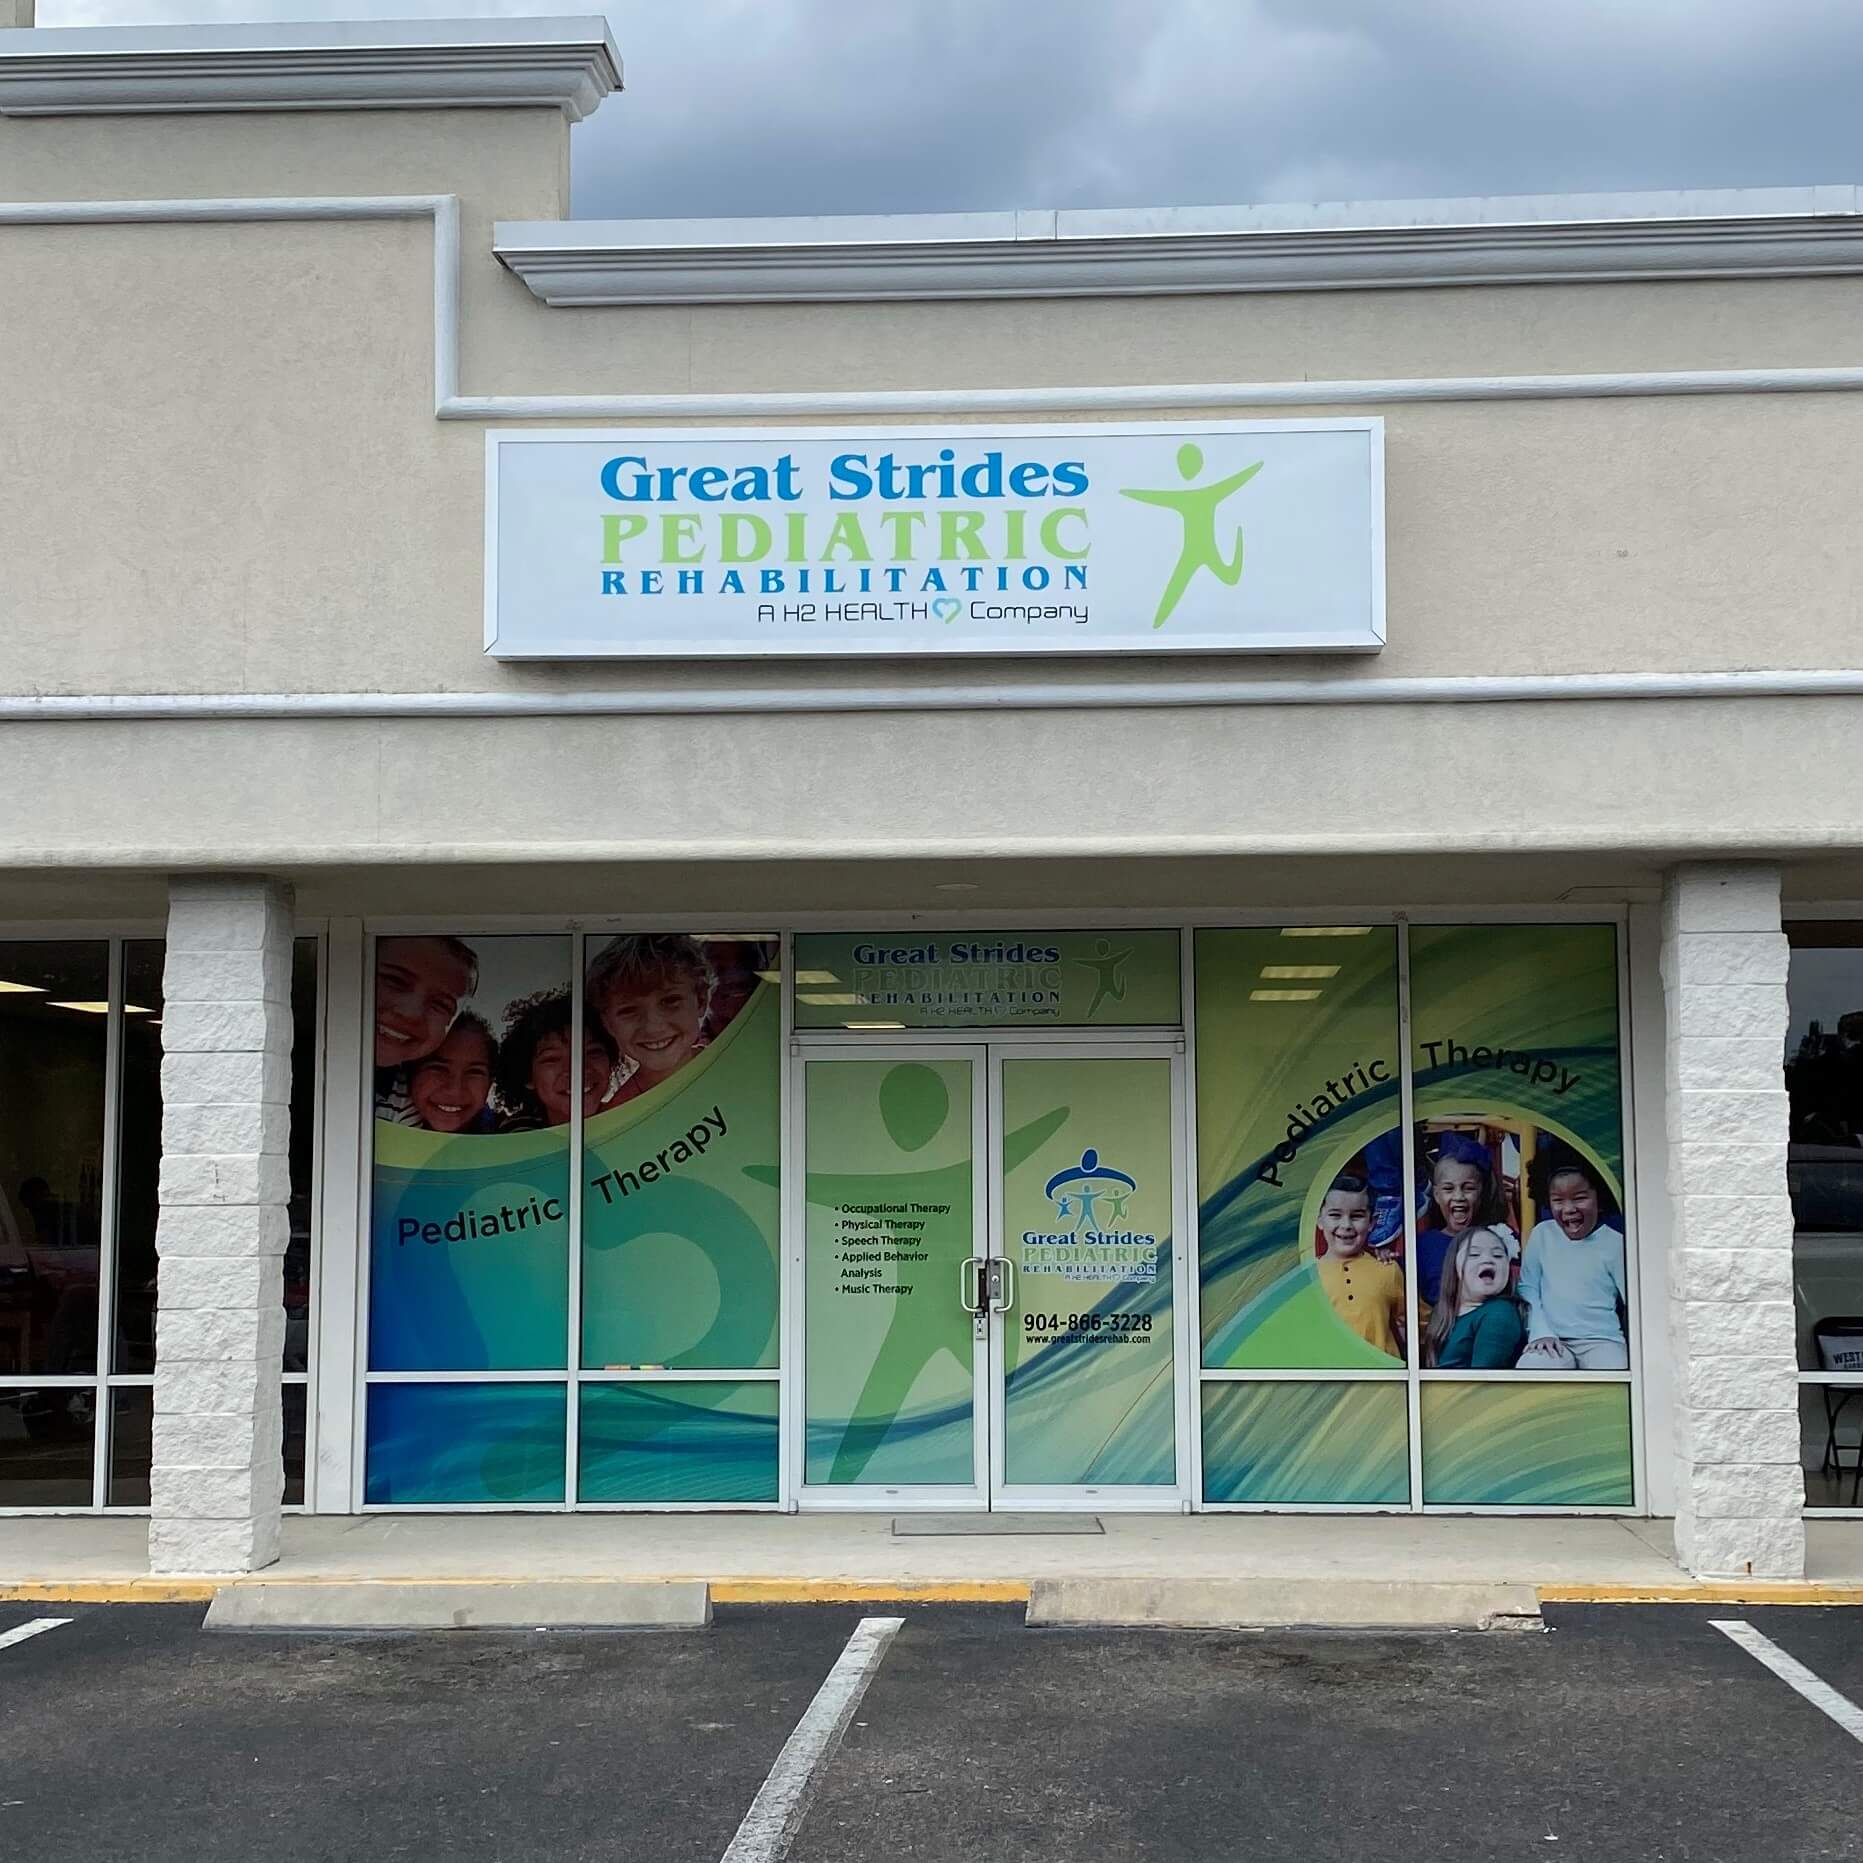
[3,103,1862,879]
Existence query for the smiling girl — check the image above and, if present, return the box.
[1517,1152,1628,1370]
[407,1013,498,1135]
[1417,1131,1518,1317]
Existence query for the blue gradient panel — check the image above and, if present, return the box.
[364,1381,566,1505]
[1421,1381,1633,1506]
[579,1381,780,1503]
[1202,1380,1410,1505]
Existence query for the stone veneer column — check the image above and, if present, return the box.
[1661,863,1805,1579]
[149,876,294,1575]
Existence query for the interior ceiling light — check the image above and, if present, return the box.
[1280,925,1373,937]
[1259,965,1342,980]
[0,980,46,994]
[1249,988,1324,1002]
[933,882,980,893]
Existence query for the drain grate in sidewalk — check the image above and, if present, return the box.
[892,1514,1105,1536]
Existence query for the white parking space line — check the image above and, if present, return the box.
[719,1615,904,1863]
[1712,1619,1863,1745]
[0,1618,71,1655]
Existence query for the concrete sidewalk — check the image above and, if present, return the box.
[5,1513,1863,1612]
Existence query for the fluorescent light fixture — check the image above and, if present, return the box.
[1249,988,1324,1002]
[845,1020,907,1029]
[934,882,979,893]
[1259,965,1342,980]
[755,969,841,985]
[1280,926,1373,937]
[45,1000,153,1016]
[0,980,45,994]
[799,992,870,1006]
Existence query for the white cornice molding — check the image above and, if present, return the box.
[0,17,621,119]
[10,192,1863,422]
[495,185,1863,304]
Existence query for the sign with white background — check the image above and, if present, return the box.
[485,418,1383,659]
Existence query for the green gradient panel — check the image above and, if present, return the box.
[577,1381,779,1504]
[794,930,1181,1028]
[1001,1055,1177,1486]
[582,983,781,1371]
[1201,1380,1410,1505]
[1420,1381,1633,1506]
[1195,928,1405,1369]
[1408,923,1624,1191]
[804,1058,978,1486]
[363,1382,566,1506]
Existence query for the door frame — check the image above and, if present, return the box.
[786,1033,1192,1512]
[788,1041,991,1511]
[985,1039,1195,1513]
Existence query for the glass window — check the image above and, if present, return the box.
[1410,924,1628,1374]
[1785,924,1863,1508]
[368,934,572,1375]
[113,940,164,1377]
[0,943,108,1381]
[581,935,781,1372]
[0,1388,95,1506]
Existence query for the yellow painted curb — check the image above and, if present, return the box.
[1541,1582,1863,1606]
[0,1579,217,1604]
[711,1579,1031,1605]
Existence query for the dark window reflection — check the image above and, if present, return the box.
[113,941,164,1376]
[285,940,318,1375]
[0,942,108,1379]
[1786,926,1863,1379]
[283,1381,307,1506]
[108,1385,152,1506]
[0,1387,95,1505]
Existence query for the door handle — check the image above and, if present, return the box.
[986,1256,1015,1314]
[959,1256,985,1314]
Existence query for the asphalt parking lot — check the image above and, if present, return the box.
[0,1600,1859,1862]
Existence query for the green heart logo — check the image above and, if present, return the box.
[932,596,962,623]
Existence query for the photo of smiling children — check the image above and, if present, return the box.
[1415,1129,1520,1321]
[584,933,773,1110]
[1517,1147,1628,1370]
[373,934,479,1123]
[407,1012,498,1135]
[494,988,618,1131]
[1315,1171,1406,1361]
[1423,1227,1527,1368]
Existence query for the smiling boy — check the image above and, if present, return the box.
[1313,1171,1406,1361]
[586,934,714,1106]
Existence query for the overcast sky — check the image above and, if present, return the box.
[42,0,1863,222]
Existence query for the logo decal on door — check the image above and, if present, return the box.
[1027,1148,1159,1283]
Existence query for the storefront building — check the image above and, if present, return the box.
[2,16,1858,1579]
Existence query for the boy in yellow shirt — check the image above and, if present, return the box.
[1315,1173,1405,1361]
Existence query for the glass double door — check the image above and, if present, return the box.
[799,1042,1188,1509]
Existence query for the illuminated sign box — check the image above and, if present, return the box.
[485,418,1383,659]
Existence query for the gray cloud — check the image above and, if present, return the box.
[41,0,1863,220]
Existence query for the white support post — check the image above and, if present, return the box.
[1660,863,1805,1579]
[149,875,295,1575]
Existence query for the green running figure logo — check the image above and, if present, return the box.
[1077,936,1134,1018]
[1120,443,1264,628]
